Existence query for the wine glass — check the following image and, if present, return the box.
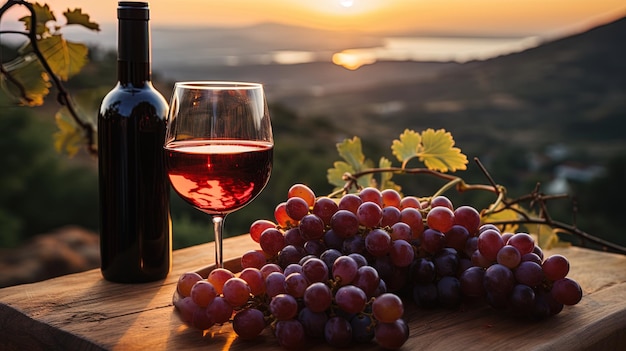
[164,81,273,268]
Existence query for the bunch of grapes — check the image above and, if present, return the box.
[174,252,408,349]
[173,183,583,349]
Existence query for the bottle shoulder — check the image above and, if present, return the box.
[99,82,169,118]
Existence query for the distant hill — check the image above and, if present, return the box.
[276,16,626,160]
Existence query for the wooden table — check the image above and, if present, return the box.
[1,234,626,350]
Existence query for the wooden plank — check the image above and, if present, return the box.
[1,236,625,350]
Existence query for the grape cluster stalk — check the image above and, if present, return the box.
[173,184,582,349]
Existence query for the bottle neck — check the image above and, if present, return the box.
[117,18,151,85]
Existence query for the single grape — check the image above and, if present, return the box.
[381,206,402,227]
[330,209,360,238]
[477,228,505,262]
[241,249,267,270]
[421,228,445,254]
[303,239,326,257]
[507,232,535,256]
[365,228,392,257]
[389,222,412,241]
[337,193,363,214]
[176,296,198,325]
[265,271,287,298]
[287,183,316,207]
[399,207,424,238]
[259,228,286,257]
[374,319,409,350]
[427,206,455,234]
[551,277,583,305]
[459,266,486,297]
[390,239,415,268]
[285,196,310,221]
[381,189,402,208]
[324,316,353,348]
[278,244,306,268]
[192,303,215,330]
[302,257,329,283]
[222,277,251,307]
[232,308,266,340]
[332,255,358,285]
[323,229,345,250]
[207,268,235,294]
[348,252,368,268]
[284,227,306,247]
[483,264,515,296]
[542,254,570,281]
[335,285,368,314]
[249,219,276,243]
[444,224,470,252]
[283,263,303,276]
[372,293,404,323]
[453,205,481,235]
[320,249,342,270]
[496,245,522,269]
[521,252,543,265]
[312,196,339,225]
[205,296,233,324]
[303,282,333,313]
[359,187,383,206]
[190,280,217,307]
[514,261,544,287]
[400,195,422,209]
[351,314,375,343]
[357,201,383,228]
[284,272,308,298]
[299,214,325,241]
[275,319,306,350]
[431,195,453,209]
[239,267,266,297]
[274,202,297,227]
[176,272,203,297]
[270,293,299,321]
[353,265,381,297]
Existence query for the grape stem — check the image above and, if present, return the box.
[330,157,626,255]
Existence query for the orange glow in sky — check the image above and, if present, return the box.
[2,0,624,37]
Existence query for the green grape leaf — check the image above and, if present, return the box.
[0,53,50,106]
[327,161,354,188]
[391,129,421,167]
[19,3,56,36]
[64,8,100,31]
[337,137,365,172]
[378,157,402,192]
[35,35,89,80]
[418,128,468,172]
[53,108,85,157]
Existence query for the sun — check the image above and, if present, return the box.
[340,0,354,8]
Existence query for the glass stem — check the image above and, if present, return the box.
[212,215,225,268]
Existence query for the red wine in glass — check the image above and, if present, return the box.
[166,140,273,214]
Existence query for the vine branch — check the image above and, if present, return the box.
[0,0,97,156]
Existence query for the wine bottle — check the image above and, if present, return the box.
[97,1,171,283]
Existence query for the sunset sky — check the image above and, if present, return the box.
[2,0,625,37]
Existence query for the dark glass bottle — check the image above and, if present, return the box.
[97,1,171,283]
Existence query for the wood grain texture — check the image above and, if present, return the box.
[1,235,625,351]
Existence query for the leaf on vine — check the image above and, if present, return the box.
[0,53,50,106]
[64,8,100,31]
[19,3,56,36]
[378,157,401,192]
[53,108,85,157]
[327,161,354,188]
[481,204,520,233]
[337,137,365,172]
[391,129,421,167]
[419,128,468,172]
[33,35,89,81]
